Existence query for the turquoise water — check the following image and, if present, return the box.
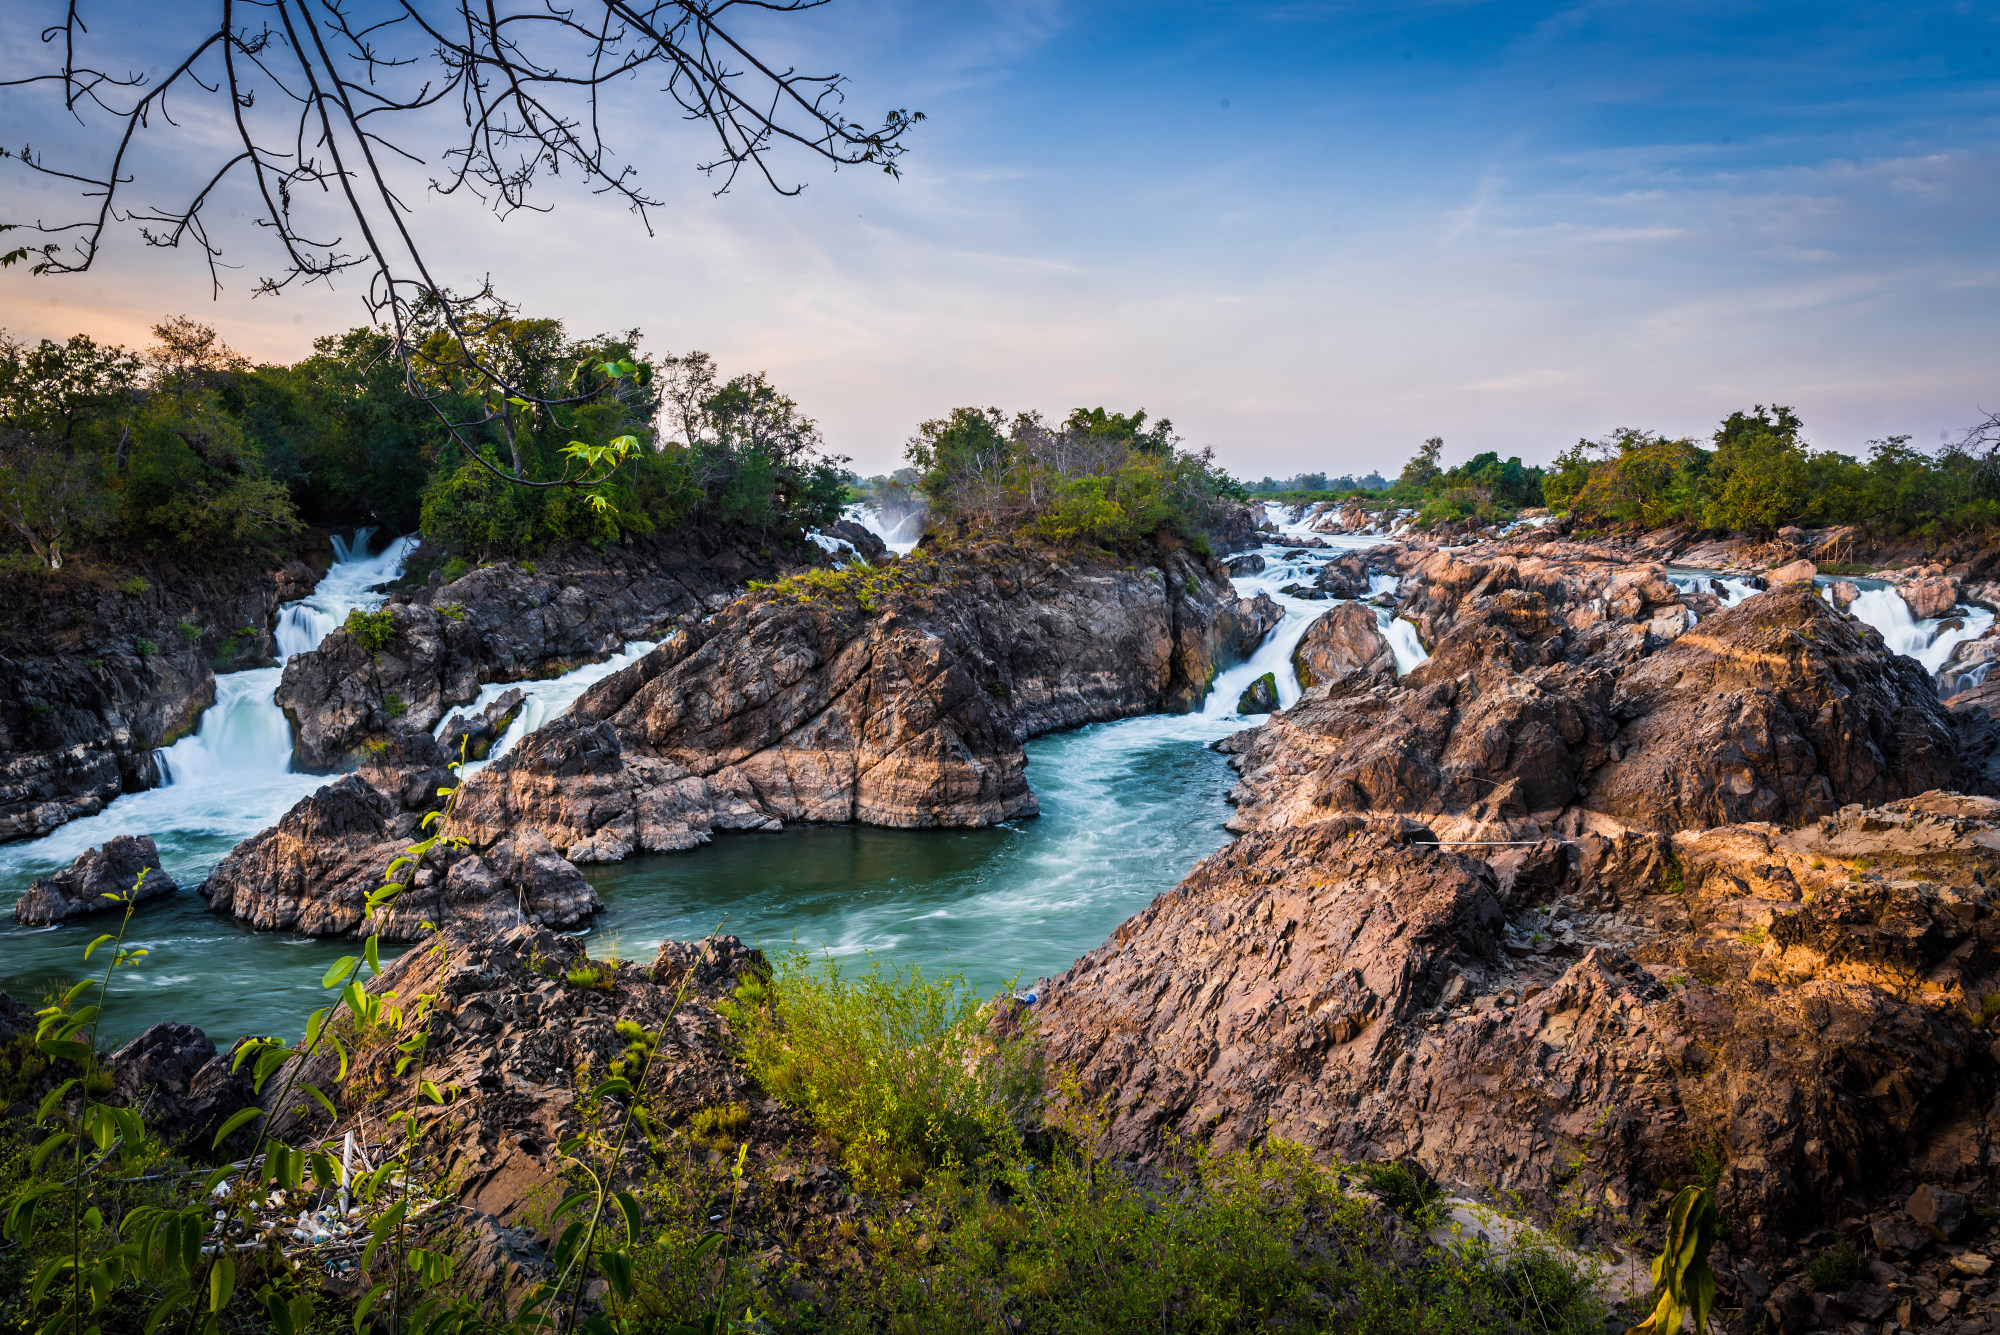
[0,714,1237,1046]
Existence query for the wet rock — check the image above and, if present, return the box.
[437,687,526,763]
[0,551,317,845]
[1277,583,1330,600]
[1907,1183,1970,1241]
[1904,575,1961,620]
[1292,603,1394,688]
[13,834,179,924]
[108,1022,257,1156]
[1224,553,1265,576]
[276,536,791,770]
[1236,673,1279,714]
[1828,580,1861,612]
[824,519,888,562]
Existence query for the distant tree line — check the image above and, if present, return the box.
[0,307,850,570]
[1244,470,1388,495]
[1544,405,2000,542]
[908,406,1239,551]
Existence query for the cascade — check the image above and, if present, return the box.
[1839,586,1995,674]
[845,503,924,555]
[0,531,413,881]
[437,638,661,774]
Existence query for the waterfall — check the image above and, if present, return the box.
[0,531,414,880]
[1841,587,1996,674]
[437,638,661,773]
[844,503,924,556]
[1375,614,1431,675]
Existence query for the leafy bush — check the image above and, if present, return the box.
[909,405,1238,551]
[1806,1236,1863,1292]
[722,952,1042,1192]
[1357,1159,1445,1221]
[132,637,156,657]
[343,607,397,653]
[117,576,148,595]
[175,619,201,642]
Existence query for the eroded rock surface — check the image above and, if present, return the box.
[1291,602,1394,688]
[447,544,1245,859]
[13,833,178,924]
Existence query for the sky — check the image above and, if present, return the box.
[2,0,1997,479]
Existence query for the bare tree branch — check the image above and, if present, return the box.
[2,0,921,490]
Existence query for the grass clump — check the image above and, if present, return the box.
[1806,1236,1863,1292]
[1968,992,2000,1031]
[1357,1158,1445,1221]
[344,606,398,653]
[751,562,918,616]
[117,575,149,595]
[132,636,157,657]
[688,1101,751,1150]
[566,958,620,992]
[722,950,1041,1193]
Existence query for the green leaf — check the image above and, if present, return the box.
[258,1287,298,1335]
[364,935,383,977]
[29,1131,75,1172]
[31,1254,76,1306]
[84,933,118,960]
[613,1189,643,1240]
[353,1280,393,1335]
[362,1200,407,1272]
[37,1037,93,1064]
[212,1106,263,1149]
[303,1083,339,1120]
[322,956,360,989]
[143,1287,192,1335]
[549,1189,594,1224]
[34,1078,78,1125]
[598,1245,634,1301]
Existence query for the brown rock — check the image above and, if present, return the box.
[1903,576,1961,620]
[1907,1183,1970,1241]
[1766,559,1818,586]
[13,834,179,924]
[1292,602,1395,688]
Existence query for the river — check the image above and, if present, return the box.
[0,508,1977,1047]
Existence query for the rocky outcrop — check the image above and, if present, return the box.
[276,533,800,770]
[108,1022,259,1155]
[1236,673,1279,714]
[437,687,526,763]
[1033,794,2000,1246]
[1224,587,1959,840]
[1291,603,1394,688]
[12,833,179,924]
[445,543,1245,859]
[0,552,316,843]
[1201,501,1265,555]
[200,732,599,940]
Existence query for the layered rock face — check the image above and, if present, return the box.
[13,833,178,924]
[199,733,598,941]
[276,534,794,770]
[447,544,1248,860]
[1039,531,2000,1265]
[1291,602,1394,688]
[0,554,315,843]
[1035,797,2000,1245]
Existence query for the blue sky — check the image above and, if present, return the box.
[2,0,1996,477]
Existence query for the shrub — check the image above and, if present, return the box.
[565,958,619,992]
[383,692,407,718]
[133,637,157,657]
[176,620,201,643]
[441,555,470,582]
[1357,1159,1445,1221]
[722,952,1042,1192]
[1807,1237,1863,1292]
[343,606,397,653]
[117,576,149,595]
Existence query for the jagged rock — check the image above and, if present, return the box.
[437,687,527,762]
[445,545,1242,858]
[1903,575,1961,620]
[201,731,600,939]
[0,552,316,845]
[1276,583,1330,600]
[263,926,783,1236]
[1034,801,2000,1241]
[1291,603,1394,688]
[1906,1183,1969,1241]
[1236,673,1279,714]
[1202,501,1265,555]
[1225,553,1266,576]
[1827,579,1861,612]
[13,834,179,924]
[276,536,794,770]
[108,1022,257,1155]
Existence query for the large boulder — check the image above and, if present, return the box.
[1291,602,1394,688]
[1582,588,1958,831]
[13,834,179,924]
[201,731,600,939]
[1901,576,1960,620]
[108,1022,258,1156]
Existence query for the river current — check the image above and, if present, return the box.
[0,508,1978,1046]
